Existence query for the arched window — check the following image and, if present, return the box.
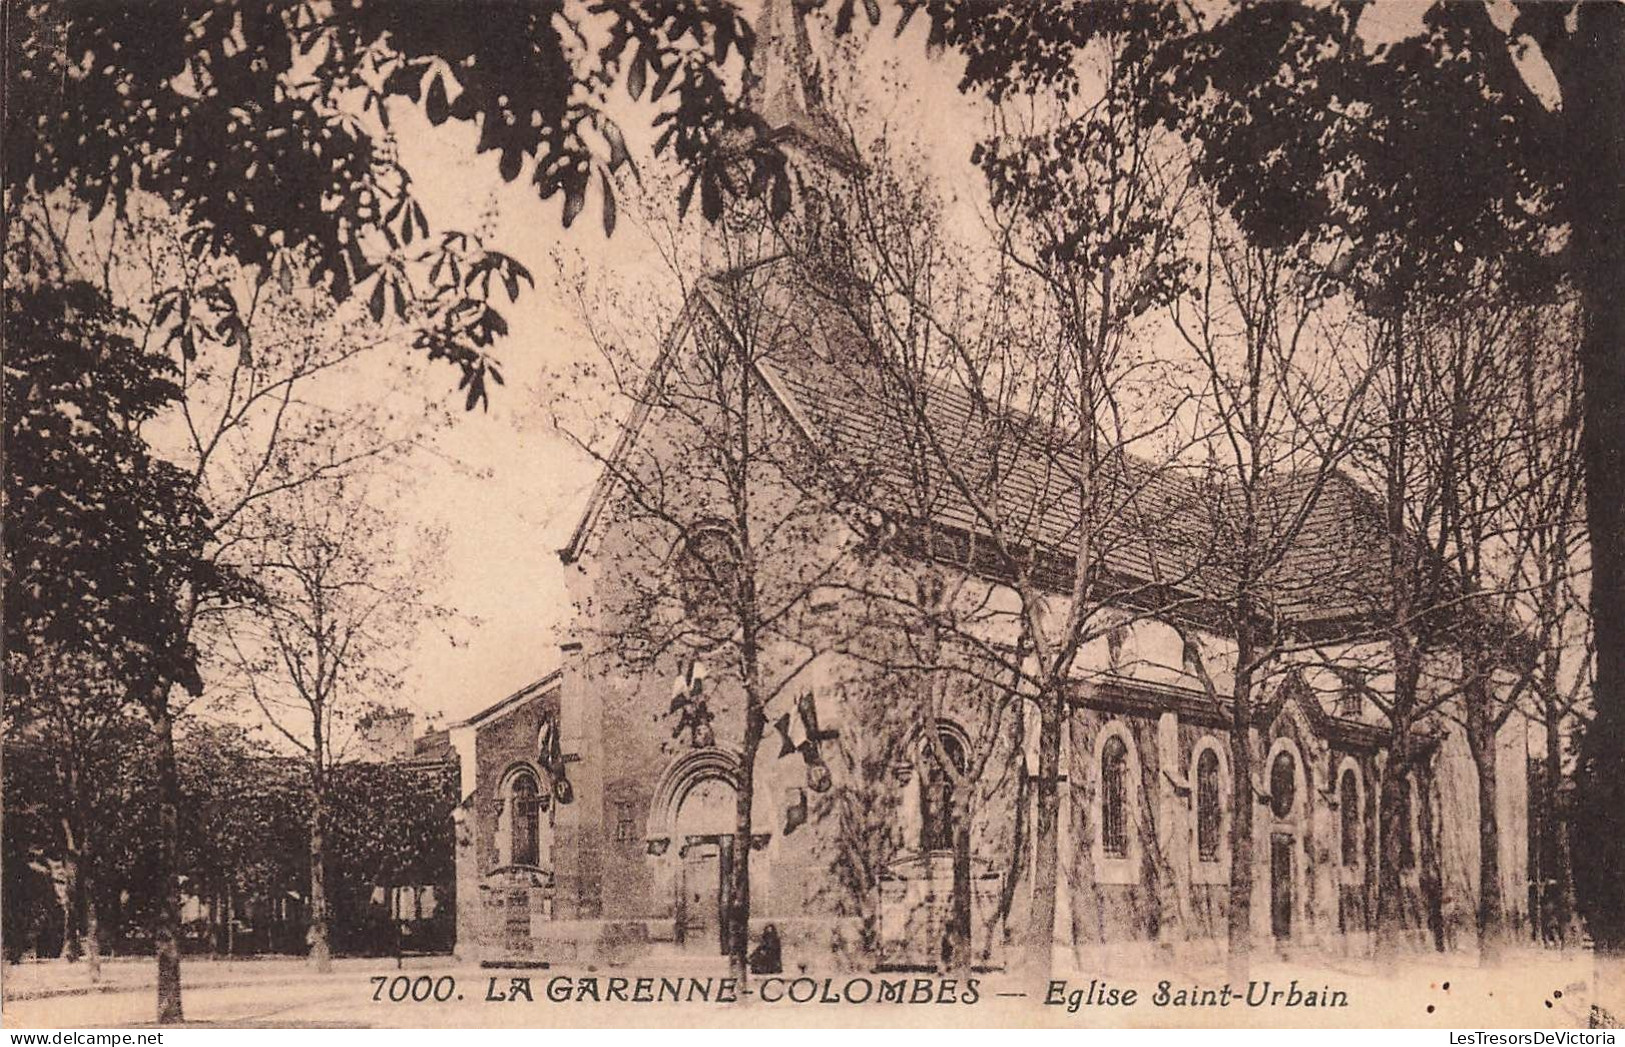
[674,527,740,635]
[920,729,966,852]
[510,772,541,867]
[1269,750,1297,819]
[1196,748,1222,863]
[1339,767,1361,866]
[1101,735,1130,860]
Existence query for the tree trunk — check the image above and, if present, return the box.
[60,753,89,967]
[1224,624,1258,983]
[78,810,102,982]
[308,712,332,973]
[728,698,763,980]
[1465,687,1505,963]
[153,703,184,1023]
[61,813,84,964]
[308,794,332,972]
[1544,688,1580,946]
[1374,742,1410,958]
[946,802,974,973]
[995,726,1030,932]
[1417,761,1446,953]
[1226,699,1254,984]
[1026,688,1062,979]
[1136,745,1180,950]
[84,880,102,983]
[1565,0,1625,960]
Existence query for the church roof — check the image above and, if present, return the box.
[763,356,1392,629]
[454,668,564,730]
[557,265,1403,635]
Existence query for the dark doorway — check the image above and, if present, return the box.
[677,834,735,955]
[1271,833,1294,940]
[921,729,967,852]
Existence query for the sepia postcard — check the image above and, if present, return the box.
[4,0,1624,1033]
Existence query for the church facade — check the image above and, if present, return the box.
[444,587,1532,969]
[444,0,1531,972]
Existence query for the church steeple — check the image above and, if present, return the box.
[742,0,860,175]
[723,0,866,369]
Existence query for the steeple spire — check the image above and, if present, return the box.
[742,0,859,173]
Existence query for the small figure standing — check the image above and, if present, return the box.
[748,923,782,975]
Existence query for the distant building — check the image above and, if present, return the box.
[355,710,416,763]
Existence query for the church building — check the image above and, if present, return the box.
[444,0,1531,971]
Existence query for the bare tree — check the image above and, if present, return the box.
[1163,199,1376,980]
[1418,282,1540,961]
[967,39,1198,977]
[217,472,450,970]
[551,187,868,977]
[1435,290,1590,955]
[1511,300,1589,950]
[789,150,1031,973]
[772,78,1199,978]
[12,194,433,1017]
[1324,276,1588,960]
[1343,299,1458,956]
[1328,284,1551,957]
[1513,334,1590,949]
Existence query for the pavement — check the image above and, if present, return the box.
[1,947,1617,1029]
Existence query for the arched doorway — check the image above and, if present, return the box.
[1265,741,1307,943]
[489,764,556,955]
[920,725,968,853]
[673,775,738,953]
